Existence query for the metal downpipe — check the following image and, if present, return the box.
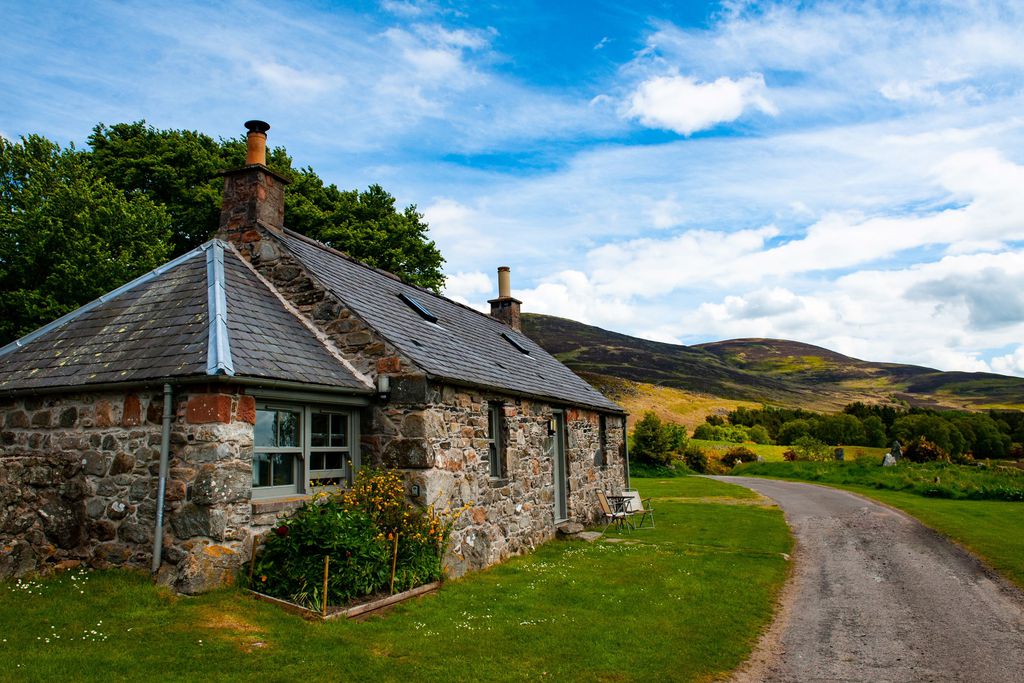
[151,383,173,574]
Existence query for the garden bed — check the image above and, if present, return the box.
[248,580,442,621]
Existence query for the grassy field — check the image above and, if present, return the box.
[732,459,1024,500]
[0,477,790,683]
[730,461,1024,589]
[692,439,887,463]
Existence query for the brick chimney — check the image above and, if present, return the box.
[218,120,289,243]
[488,266,522,331]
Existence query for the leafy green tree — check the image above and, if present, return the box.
[777,419,812,445]
[862,415,888,447]
[892,414,965,457]
[0,135,171,343]
[812,413,867,446]
[949,413,1011,459]
[631,412,674,466]
[747,424,772,444]
[792,436,830,461]
[88,121,445,291]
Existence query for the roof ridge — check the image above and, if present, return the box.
[205,241,235,376]
[225,242,374,391]
[0,242,211,359]
[274,224,526,336]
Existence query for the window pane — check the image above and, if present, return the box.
[254,410,275,448]
[253,453,271,487]
[271,453,295,486]
[311,452,325,470]
[330,414,347,447]
[324,452,343,470]
[277,411,300,447]
[311,413,329,447]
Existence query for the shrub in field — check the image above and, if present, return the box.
[747,425,772,445]
[632,412,674,466]
[722,446,757,468]
[251,468,465,609]
[792,436,831,461]
[683,443,710,473]
[903,436,950,463]
[782,449,798,462]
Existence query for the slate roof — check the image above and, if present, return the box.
[0,241,371,394]
[277,230,624,413]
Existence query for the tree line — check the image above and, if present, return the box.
[0,122,445,345]
[723,403,1021,459]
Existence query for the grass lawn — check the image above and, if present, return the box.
[691,439,886,462]
[0,477,790,683]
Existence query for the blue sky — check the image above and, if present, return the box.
[4,0,1024,376]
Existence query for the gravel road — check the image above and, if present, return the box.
[714,476,1024,683]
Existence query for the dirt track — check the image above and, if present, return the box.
[715,476,1024,683]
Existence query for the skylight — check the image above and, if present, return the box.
[398,292,438,323]
[502,332,530,355]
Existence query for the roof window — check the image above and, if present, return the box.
[502,332,530,355]
[398,292,438,323]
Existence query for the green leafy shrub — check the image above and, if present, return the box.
[251,468,465,609]
[683,443,710,473]
[722,446,757,468]
[792,436,830,462]
[631,412,688,466]
[747,425,772,445]
[903,436,950,463]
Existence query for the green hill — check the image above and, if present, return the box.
[521,314,1024,413]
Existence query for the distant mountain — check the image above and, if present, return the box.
[521,314,1024,413]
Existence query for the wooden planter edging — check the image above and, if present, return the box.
[248,581,442,621]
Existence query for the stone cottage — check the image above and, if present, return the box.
[0,121,628,593]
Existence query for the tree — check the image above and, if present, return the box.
[747,424,772,445]
[892,414,965,457]
[862,415,888,447]
[778,419,812,445]
[792,436,830,461]
[88,121,445,291]
[0,135,171,343]
[631,412,674,466]
[812,413,866,446]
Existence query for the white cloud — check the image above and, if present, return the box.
[992,347,1024,376]
[442,270,493,306]
[252,62,344,97]
[625,74,776,135]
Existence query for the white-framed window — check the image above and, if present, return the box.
[487,402,506,479]
[252,402,356,499]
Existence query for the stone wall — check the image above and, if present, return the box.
[0,387,260,593]
[394,383,627,576]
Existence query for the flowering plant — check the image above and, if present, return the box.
[249,468,468,609]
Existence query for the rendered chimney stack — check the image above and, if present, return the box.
[488,266,522,331]
[244,119,270,165]
[218,120,289,243]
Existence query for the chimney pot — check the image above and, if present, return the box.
[244,120,270,166]
[497,266,511,299]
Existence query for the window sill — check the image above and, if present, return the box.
[487,477,510,487]
[251,495,311,515]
